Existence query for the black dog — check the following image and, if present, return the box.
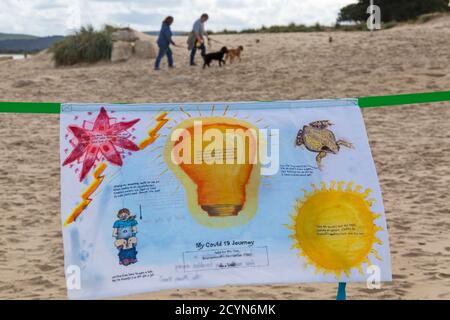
[202,47,228,69]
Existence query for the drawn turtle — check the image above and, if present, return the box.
[295,120,353,169]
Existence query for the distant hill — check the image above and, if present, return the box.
[0,30,189,54]
[145,31,188,36]
[0,35,64,53]
[0,33,38,41]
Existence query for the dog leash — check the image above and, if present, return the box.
[208,38,229,46]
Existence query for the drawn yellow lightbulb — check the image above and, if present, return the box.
[179,122,256,216]
[165,117,261,228]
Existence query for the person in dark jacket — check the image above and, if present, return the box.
[155,16,177,70]
[187,13,209,66]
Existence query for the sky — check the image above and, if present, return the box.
[0,0,355,37]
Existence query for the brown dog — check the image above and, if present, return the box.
[225,46,244,64]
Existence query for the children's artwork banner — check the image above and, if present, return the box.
[60,99,391,299]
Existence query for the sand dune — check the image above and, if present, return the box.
[1,17,450,299]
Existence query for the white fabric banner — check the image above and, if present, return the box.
[60,99,391,299]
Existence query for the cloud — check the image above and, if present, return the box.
[0,0,356,36]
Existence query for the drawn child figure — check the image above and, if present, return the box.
[114,237,138,266]
[113,208,138,266]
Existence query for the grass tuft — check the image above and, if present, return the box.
[51,25,114,66]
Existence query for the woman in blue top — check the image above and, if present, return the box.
[155,16,177,70]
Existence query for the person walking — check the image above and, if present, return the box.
[155,16,177,70]
[187,13,209,66]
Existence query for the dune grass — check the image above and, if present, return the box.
[51,26,114,66]
[209,22,374,34]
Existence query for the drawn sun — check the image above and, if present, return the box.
[286,181,383,278]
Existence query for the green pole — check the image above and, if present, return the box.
[336,282,347,300]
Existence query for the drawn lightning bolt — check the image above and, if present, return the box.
[139,112,170,150]
[64,163,107,227]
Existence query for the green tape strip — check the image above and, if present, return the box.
[358,91,450,108]
[1,91,450,113]
[0,102,60,114]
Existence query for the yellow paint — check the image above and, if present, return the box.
[286,181,383,278]
[139,112,170,150]
[64,163,107,227]
[164,117,262,228]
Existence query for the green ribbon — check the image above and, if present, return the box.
[358,90,450,108]
[1,91,449,114]
[0,102,60,114]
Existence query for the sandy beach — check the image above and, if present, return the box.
[0,16,450,299]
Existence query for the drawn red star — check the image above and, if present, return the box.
[63,107,140,181]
